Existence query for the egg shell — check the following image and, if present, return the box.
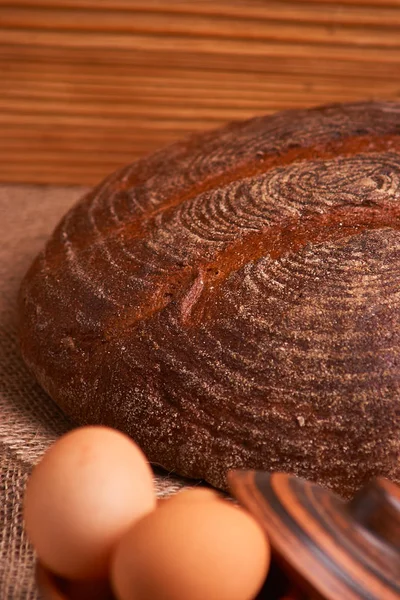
[24,426,156,580]
[111,491,270,600]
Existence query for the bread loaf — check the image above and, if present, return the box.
[19,102,400,496]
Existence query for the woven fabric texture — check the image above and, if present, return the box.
[0,185,187,599]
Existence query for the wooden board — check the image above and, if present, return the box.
[1,0,400,185]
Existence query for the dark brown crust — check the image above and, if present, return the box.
[19,102,400,496]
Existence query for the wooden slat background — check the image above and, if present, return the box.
[1,0,400,185]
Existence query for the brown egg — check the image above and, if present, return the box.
[111,493,270,600]
[24,426,156,580]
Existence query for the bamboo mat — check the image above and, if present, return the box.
[1,0,400,186]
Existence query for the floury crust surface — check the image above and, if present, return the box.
[19,102,400,497]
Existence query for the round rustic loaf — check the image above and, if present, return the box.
[19,102,400,497]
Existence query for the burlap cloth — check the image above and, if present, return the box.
[0,184,187,599]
